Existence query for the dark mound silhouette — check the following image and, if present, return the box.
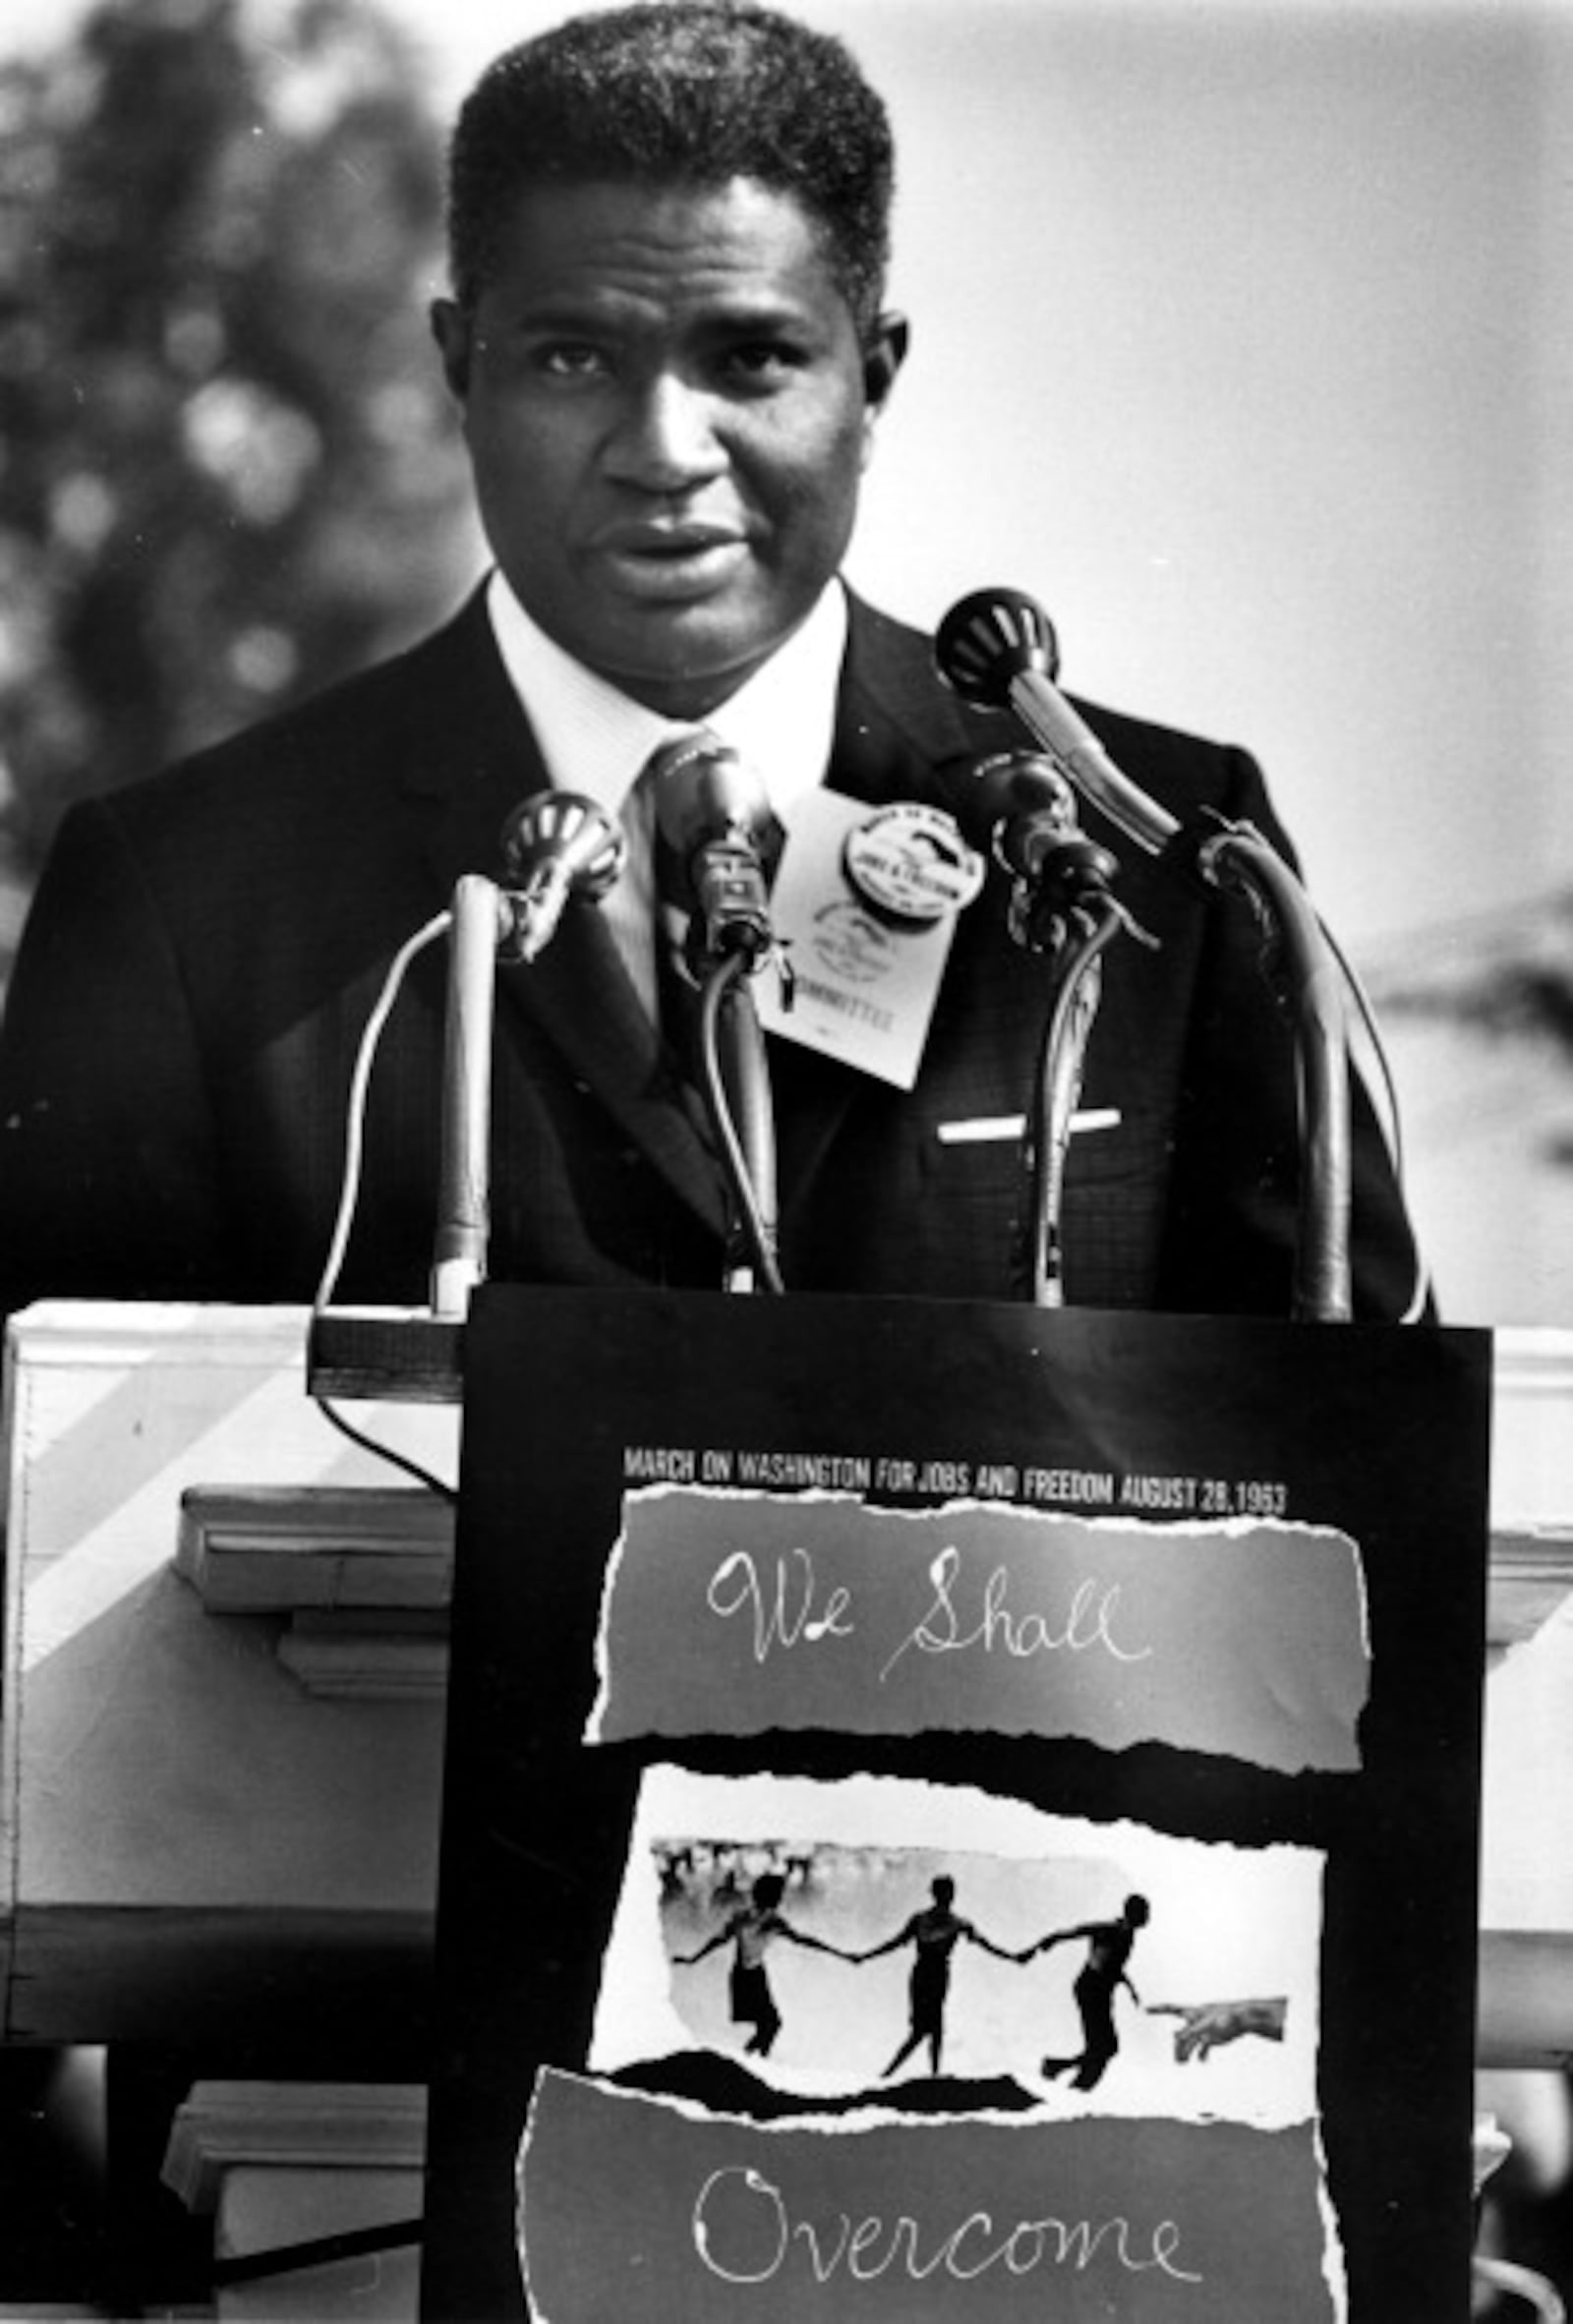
[612,2051,1040,2119]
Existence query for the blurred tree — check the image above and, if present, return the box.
[0,0,477,903]
[1371,899,1573,1061]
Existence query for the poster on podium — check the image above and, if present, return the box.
[421,1286,1489,2323]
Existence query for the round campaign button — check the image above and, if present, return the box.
[842,803,986,926]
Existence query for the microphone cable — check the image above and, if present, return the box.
[696,950,786,1296]
[311,907,460,1503]
[1302,908,1434,1324]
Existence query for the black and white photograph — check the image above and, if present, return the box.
[0,0,1565,2317]
[593,1766,1319,2123]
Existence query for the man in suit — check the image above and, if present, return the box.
[0,0,1425,1322]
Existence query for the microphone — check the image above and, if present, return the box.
[935,589,1181,857]
[646,733,775,968]
[939,595,1360,1319]
[497,790,626,962]
[940,748,1125,953]
[940,748,1078,879]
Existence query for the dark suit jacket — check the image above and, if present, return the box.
[0,586,1423,1317]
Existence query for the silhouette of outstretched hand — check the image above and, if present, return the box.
[1148,1998,1286,2061]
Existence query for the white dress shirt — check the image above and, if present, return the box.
[485,569,846,1017]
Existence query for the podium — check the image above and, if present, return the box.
[0,1302,455,2055]
[7,1292,1572,2319]
[420,1287,1490,2324]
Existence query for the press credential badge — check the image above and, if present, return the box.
[755,791,984,1089]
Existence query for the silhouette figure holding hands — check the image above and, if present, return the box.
[854,1875,1019,2078]
[1020,1892,1150,2091]
[674,1872,851,2059]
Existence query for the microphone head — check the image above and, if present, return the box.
[646,732,772,856]
[939,749,1078,852]
[499,790,625,900]
[934,589,1060,709]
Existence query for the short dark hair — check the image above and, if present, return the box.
[445,1,895,337]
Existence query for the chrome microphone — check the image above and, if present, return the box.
[497,790,625,962]
[647,733,775,967]
[646,733,772,858]
[936,588,1181,857]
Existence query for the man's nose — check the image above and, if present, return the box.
[604,371,728,492]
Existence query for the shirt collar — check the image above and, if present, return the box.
[485,568,847,814]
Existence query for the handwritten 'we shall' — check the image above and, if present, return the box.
[703,1542,1152,1684]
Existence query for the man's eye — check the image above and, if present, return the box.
[535,342,611,379]
[719,342,803,385]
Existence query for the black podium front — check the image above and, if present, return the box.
[422,1288,1489,2323]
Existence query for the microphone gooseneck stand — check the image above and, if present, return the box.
[430,872,506,1321]
[698,953,783,1295]
[1192,821,1353,1322]
[942,744,1155,1310]
[684,835,786,1297]
[937,587,1354,1323]
[430,793,626,1321]
[1020,854,1137,1309]
[645,733,787,1297]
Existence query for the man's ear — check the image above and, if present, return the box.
[431,298,474,401]
[863,312,910,414]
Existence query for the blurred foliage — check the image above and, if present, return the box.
[0,0,478,885]
[1373,896,1573,1063]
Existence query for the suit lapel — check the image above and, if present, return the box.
[829,592,980,809]
[402,593,729,1237]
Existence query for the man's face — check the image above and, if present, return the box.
[432,176,906,718]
